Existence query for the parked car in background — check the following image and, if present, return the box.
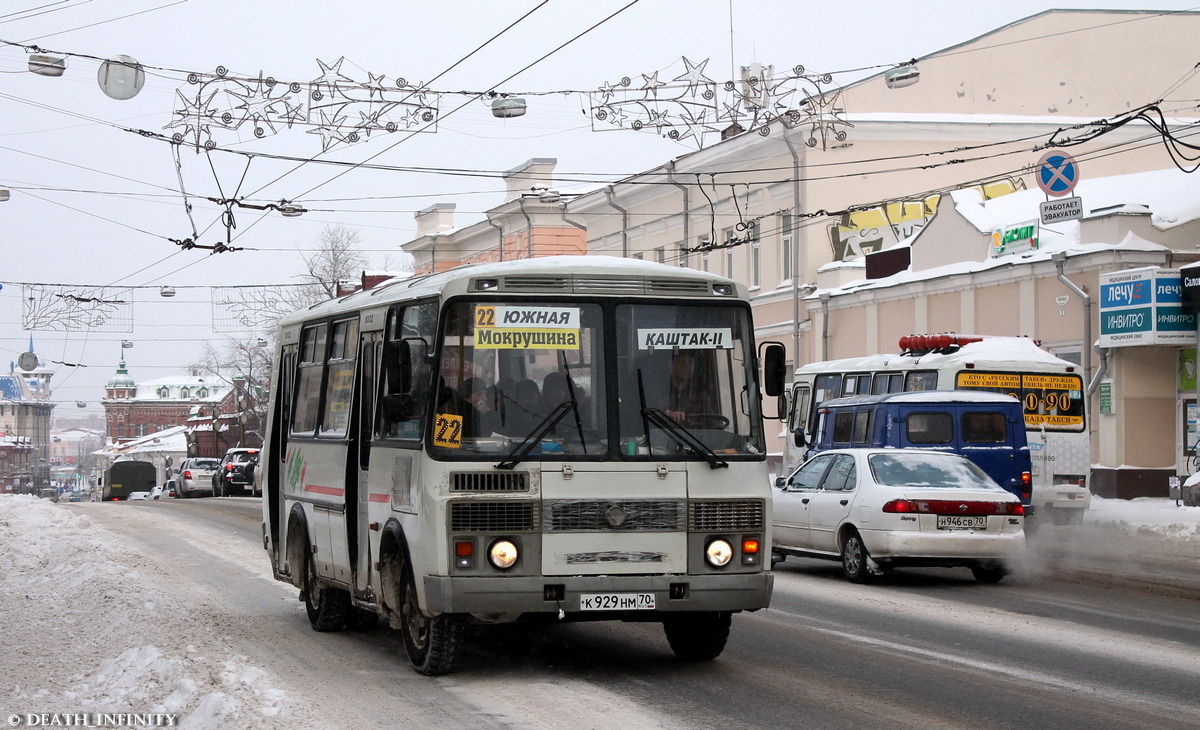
[128,491,150,501]
[772,449,1025,584]
[149,480,175,500]
[176,458,219,498]
[214,448,260,497]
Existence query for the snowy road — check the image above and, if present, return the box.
[3,494,1199,729]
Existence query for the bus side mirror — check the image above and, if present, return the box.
[793,429,805,447]
[380,393,415,422]
[762,343,786,397]
[383,340,412,395]
[776,394,788,421]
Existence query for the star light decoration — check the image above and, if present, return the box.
[166,58,440,153]
[589,57,852,150]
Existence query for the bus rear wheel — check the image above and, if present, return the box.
[397,560,463,676]
[304,551,348,631]
[663,611,731,661]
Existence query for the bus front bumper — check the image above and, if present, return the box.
[423,572,773,616]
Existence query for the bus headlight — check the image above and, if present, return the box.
[705,538,733,567]
[488,539,519,570]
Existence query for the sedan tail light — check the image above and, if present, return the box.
[183,470,192,479]
[883,499,1021,516]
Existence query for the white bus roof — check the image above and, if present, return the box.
[280,255,744,327]
[820,391,1022,408]
[797,337,1077,374]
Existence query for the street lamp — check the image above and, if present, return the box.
[28,53,66,77]
[884,63,920,89]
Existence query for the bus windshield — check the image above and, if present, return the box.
[426,299,763,459]
[430,300,607,457]
[616,302,763,458]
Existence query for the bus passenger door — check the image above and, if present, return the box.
[353,333,379,594]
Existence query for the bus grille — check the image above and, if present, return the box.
[645,278,712,295]
[495,274,716,296]
[689,500,765,531]
[449,501,538,532]
[545,499,686,532]
[450,471,529,492]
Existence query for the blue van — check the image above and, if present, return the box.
[802,391,1033,507]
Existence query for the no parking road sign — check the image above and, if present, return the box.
[1036,152,1080,197]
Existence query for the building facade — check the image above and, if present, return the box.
[399,10,1200,498]
[0,350,54,494]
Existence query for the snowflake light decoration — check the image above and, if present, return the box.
[166,58,440,153]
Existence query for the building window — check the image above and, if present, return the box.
[725,249,733,278]
[655,247,665,265]
[678,244,689,268]
[197,388,208,398]
[180,387,190,399]
[701,253,710,272]
[158,387,169,398]
[632,252,643,260]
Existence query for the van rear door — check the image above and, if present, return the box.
[957,405,1030,502]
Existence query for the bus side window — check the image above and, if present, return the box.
[379,301,437,441]
[905,371,938,392]
[872,372,902,394]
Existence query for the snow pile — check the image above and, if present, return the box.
[0,495,299,729]
[1085,495,1200,539]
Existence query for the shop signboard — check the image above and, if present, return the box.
[1099,267,1195,347]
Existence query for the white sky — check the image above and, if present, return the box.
[1,0,1196,416]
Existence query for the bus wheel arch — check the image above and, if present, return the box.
[378,520,464,676]
[285,506,309,590]
[378,521,409,629]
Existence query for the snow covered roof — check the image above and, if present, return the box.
[132,375,230,403]
[102,425,189,457]
[814,167,1200,299]
[951,166,1200,234]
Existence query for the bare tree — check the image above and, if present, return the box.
[191,335,273,446]
[300,224,369,300]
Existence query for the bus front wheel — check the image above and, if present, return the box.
[663,611,731,661]
[396,560,464,676]
[304,551,348,632]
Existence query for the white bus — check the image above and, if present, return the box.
[261,256,785,675]
[783,334,1091,524]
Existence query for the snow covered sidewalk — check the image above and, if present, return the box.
[0,494,315,730]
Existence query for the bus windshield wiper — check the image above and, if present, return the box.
[641,407,728,469]
[495,400,574,470]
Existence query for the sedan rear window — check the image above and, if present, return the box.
[868,452,999,490]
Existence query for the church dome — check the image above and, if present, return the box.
[105,359,135,389]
